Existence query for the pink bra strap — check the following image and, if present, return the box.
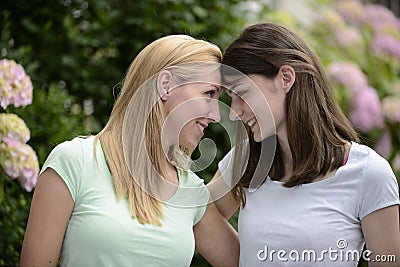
[342,153,349,166]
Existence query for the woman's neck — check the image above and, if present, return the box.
[163,161,179,185]
[156,160,179,202]
[276,131,293,182]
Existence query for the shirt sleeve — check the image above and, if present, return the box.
[39,138,84,202]
[193,181,210,226]
[358,149,400,220]
[171,168,210,225]
[218,148,234,187]
[193,201,207,226]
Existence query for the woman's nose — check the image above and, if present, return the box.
[229,97,242,121]
[208,98,221,123]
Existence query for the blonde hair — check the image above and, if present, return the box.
[95,35,222,225]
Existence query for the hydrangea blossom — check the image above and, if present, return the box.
[0,58,38,192]
[0,58,33,109]
[365,4,400,31]
[393,153,400,172]
[374,129,392,159]
[327,61,368,93]
[0,142,39,192]
[317,8,346,29]
[0,113,30,146]
[371,34,400,60]
[335,0,368,26]
[334,26,363,47]
[349,86,384,132]
[381,96,400,123]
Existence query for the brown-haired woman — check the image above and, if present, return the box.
[210,23,399,266]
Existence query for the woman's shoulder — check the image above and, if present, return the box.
[349,142,399,219]
[350,142,393,175]
[177,167,205,187]
[349,142,398,198]
[41,136,98,178]
[168,167,209,209]
[40,137,96,201]
[50,136,94,157]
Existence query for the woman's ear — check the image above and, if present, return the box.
[279,65,295,94]
[157,70,173,101]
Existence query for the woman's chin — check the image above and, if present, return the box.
[253,131,275,142]
[179,140,198,151]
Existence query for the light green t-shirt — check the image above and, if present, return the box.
[40,137,209,267]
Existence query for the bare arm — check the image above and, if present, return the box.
[20,168,74,267]
[207,170,240,219]
[361,205,400,267]
[194,202,239,267]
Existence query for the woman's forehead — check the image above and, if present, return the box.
[222,74,258,91]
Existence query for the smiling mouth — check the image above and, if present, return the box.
[196,121,207,136]
[246,117,257,128]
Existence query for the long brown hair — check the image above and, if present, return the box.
[223,23,359,205]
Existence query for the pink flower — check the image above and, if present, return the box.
[0,59,37,192]
[334,26,363,47]
[0,142,39,192]
[393,153,400,172]
[5,160,19,179]
[0,58,33,109]
[20,167,38,192]
[335,0,368,26]
[382,95,400,123]
[374,129,392,159]
[0,113,30,145]
[371,34,400,60]
[327,61,368,93]
[316,9,347,29]
[365,4,400,31]
[349,86,384,132]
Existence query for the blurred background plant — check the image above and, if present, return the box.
[0,58,39,265]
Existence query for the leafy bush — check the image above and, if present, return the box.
[0,58,39,267]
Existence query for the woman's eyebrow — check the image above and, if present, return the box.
[228,82,247,92]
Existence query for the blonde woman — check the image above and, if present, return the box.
[20,35,239,267]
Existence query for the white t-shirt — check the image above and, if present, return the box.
[218,142,399,266]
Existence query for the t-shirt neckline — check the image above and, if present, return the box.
[266,142,356,188]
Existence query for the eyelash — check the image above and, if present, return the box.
[205,88,218,97]
[227,90,246,98]
[226,89,235,97]
[236,91,246,97]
